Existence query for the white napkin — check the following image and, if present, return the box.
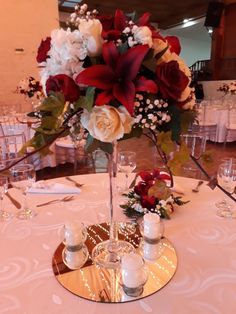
[28,181,81,194]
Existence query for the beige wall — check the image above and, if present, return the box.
[0,0,59,112]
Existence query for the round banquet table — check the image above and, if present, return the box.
[0,174,236,314]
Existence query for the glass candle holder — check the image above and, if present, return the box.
[62,221,88,270]
[120,252,148,297]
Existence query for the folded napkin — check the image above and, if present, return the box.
[28,181,81,194]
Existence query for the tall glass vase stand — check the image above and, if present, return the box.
[92,143,134,268]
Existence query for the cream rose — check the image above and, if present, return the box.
[81,105,134,143]
[79,19,103,57]
[133,26,153,48]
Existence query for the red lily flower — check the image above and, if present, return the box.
[99,9,127,40]
[76,42,150,114]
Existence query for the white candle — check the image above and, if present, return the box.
[121,253,145,288]
[143,213,161,240]
[64,221,84,246]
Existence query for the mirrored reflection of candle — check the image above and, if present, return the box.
[121,253,146,288]
[143,241,163,261]
[143,213,161,240]
[64,221,84,246]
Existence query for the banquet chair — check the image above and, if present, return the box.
[0,123,4,136]
[180,133,207,179]
[191,101,217,142]
[224,104,236,144]
[0,133,27,167]
[55,136,96,174]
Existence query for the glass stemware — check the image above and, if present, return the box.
[216,162,236,218]
[117,151,136,193]
[9,163,37,220]
[0,175,14,222]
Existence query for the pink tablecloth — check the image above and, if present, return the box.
[1,174,236,313]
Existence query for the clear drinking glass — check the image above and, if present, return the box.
[9,163,37,220]
[0,175,14,221]
[216,162,236,218]
[117,151,136,193]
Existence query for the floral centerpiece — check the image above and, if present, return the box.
[121,169,187,220]
[218,81,236,95]
[15,2,196,170]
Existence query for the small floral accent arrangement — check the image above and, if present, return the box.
[218,81,236,95]
[17,76,43,99]
[121,169,187,219]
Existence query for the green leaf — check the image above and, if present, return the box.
[39,92,65,117]
[85,135,100,153]
[142,49,157,71]
[167,105,181,142]
[167,143,190,175]
[155,45,169,61]
[117,42,129,54]
[181,110,198,133]
[157,131,175,155]
[99,142,113,154]
[121,127,143,140]
[74,87,95,112]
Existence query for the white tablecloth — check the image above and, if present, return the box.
[1,174,236,313]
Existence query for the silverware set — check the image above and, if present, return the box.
[36,195,75,207]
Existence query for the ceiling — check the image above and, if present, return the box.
[58,0,210,29]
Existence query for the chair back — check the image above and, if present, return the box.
[0,133,26,167]
[181,133,206,159]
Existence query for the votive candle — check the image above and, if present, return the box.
[143,213,161,240]
[121,253,145,288]
[64,221,84,246]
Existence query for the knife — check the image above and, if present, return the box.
[6,191,21,209]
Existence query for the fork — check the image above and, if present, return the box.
[36,195,74,207]
[65,176,84,188]
[192,180,204,193]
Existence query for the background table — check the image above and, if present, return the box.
[0,174,236,313]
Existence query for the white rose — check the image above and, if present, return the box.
[79,19,103,57]
[133,26,153,48]
[81,105,134,143]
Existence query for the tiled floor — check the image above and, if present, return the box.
[36,136,236,181]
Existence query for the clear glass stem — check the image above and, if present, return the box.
[0,194,3,214]
[125,173,129,191]
[108,141,118,243]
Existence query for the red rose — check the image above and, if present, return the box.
[141,195,156,209]
[46,74,80,102]
[36,37,51,63]
[156,60,189,100]
[134,181,149,197]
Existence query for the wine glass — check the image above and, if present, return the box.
[9,163,37,220]
[216,162,236,218]
[0,174,14,221]
[117,151,136,193]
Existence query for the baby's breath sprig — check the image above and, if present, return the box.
[133,93,171,131]
[69,3,99,27]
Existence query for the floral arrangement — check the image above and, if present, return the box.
[120,169,187,219]
[16,2,196,172]
[218,81,236,95]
